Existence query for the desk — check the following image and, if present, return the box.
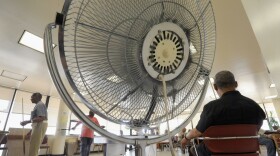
[94,136,126,156]
[264,131,280,135]
[95,136,157,156]
[0,131,9,156]
[157,140,170,151]
[0,131,9,144]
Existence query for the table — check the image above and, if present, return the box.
[94,136,157,156]
[157,140,170,151]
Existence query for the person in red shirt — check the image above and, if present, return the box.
[72,110,104,156]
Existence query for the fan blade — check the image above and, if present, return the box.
[144,85,158,122]
[77,22,138,41]
[106,76,147,114]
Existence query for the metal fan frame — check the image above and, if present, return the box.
[58,0,215,126]
[45,21,209,145]
[44,0,216,145]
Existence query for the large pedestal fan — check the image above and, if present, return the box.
[44,0,215,155]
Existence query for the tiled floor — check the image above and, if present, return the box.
[84,149,189,156]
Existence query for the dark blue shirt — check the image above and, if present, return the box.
[196,91,265,133]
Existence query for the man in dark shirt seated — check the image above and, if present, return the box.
[184,70,266,156]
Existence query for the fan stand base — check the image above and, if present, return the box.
[135,141,149,156]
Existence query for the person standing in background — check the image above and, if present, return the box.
[20,92,48,156]
[72,110,104,156]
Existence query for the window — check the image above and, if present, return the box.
[262,103,280,130]
[0,87,15,130]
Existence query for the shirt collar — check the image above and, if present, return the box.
[221,90,240,97]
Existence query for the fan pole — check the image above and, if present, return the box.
[159,75,175,156]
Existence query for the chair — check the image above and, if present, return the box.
[94,143,103,152]
[40,144,50,155]
[196,124,260,156]
[160,142,170,151]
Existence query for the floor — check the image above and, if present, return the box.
[86,150,189,156]
[74,145,271,156]
[77,148,189,156]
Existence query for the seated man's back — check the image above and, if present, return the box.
[184,71,265,156]
[196,90,265,133]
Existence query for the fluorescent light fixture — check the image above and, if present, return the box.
[72,91,87,95]
[264,95,278,99]
[210,77,214,83]
[270,83,276,88]
[107,74,123,83]
[198,78,214,85]
[190,42,197,54]
[1,70,27,81]
[19,30,56,53]
[198,79,205,85]
[210,95,216,99]
[184,109,192,112]
[122,120,130,122]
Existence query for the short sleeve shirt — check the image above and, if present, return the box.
[81,116,100,138]
[196,91,265,133]
[31,101,48,120]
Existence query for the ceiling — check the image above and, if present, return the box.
[0,0,279,107]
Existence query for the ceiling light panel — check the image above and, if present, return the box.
[19,30,55,53]
[270,83,276,88]
[210,77,214,83]
[1,70,27,81]
[264,95,278,99]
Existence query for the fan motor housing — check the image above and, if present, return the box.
[142,22,189,81]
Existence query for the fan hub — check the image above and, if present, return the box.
[142,22,189,81]
[154,38,182,69]
[155,40,177,65]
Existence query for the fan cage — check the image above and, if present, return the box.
[59,0,215,127]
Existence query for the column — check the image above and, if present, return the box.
[51,100,70,155]
[273,98,280,121]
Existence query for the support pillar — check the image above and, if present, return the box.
[272,98,280,121]
[51,100,70,155]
